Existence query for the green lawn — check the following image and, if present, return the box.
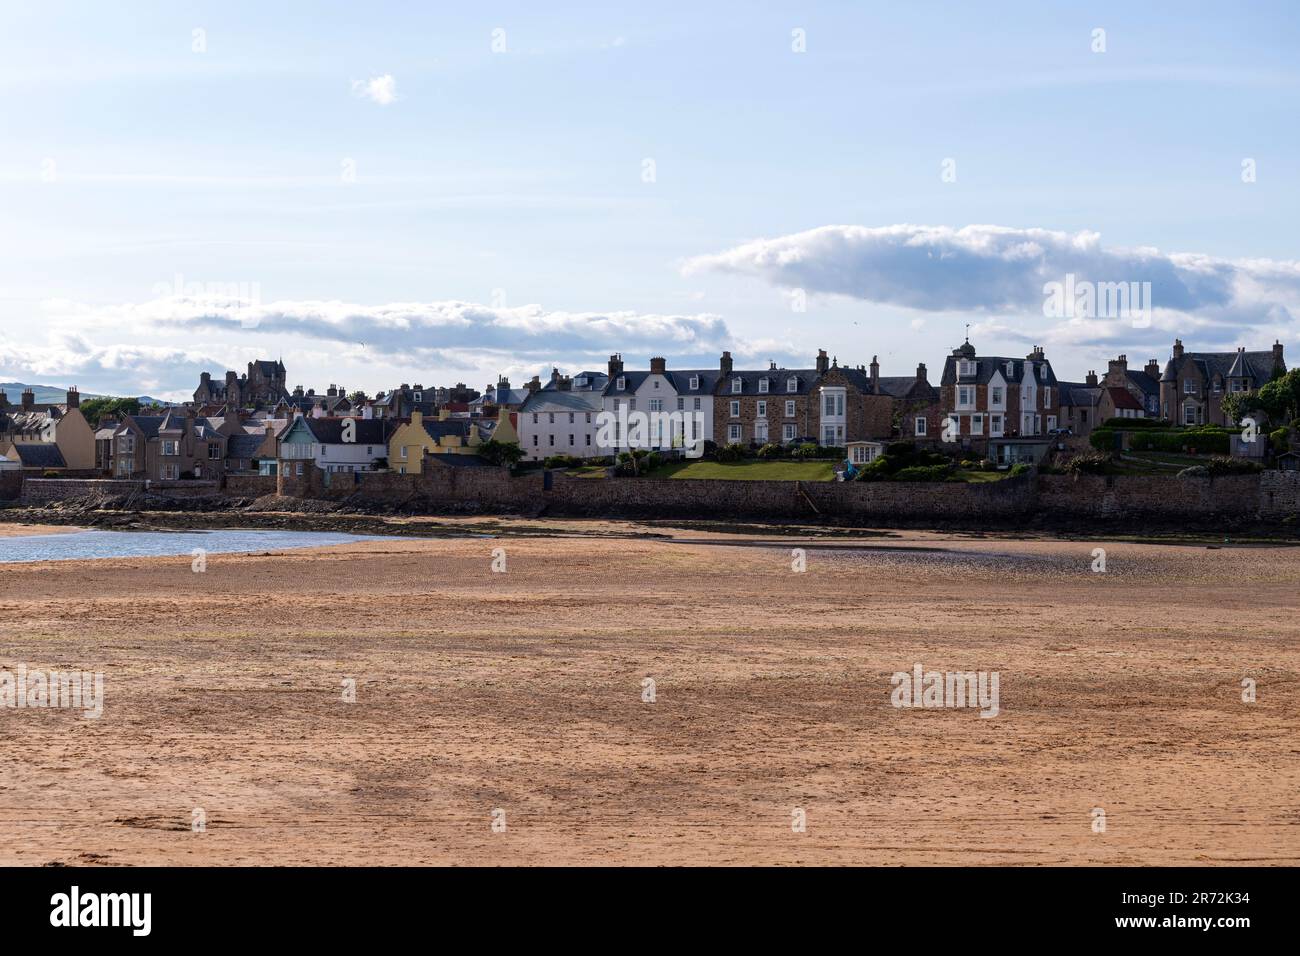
[653,459,838,481]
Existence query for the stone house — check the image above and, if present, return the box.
[939,340,1061,461]
[1159,339,1286,426]
[0,387,95,471]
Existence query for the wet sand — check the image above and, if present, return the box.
[0,521,1296,865]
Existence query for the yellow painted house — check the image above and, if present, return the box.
[388,409,481,474]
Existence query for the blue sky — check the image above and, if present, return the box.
[2,1,1299,399]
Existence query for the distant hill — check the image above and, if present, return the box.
[0,382,170,406]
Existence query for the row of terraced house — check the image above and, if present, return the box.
[0,335,1288,478]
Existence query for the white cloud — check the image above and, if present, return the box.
[684,224,1300,350]
[352,74,397,105]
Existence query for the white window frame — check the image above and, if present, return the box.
[758,378,769,394]
[785,400,796,418]
[729,400,740,418]
[732,378,742,394]
[914,416,927,436]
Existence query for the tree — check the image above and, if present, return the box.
[78,396,141,427]
[1256,368,1300,424]
[477,439,523,467]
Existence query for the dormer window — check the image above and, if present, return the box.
[689,375,699,390]
[617,376,626,391]
[959,360,977,377]
[1005,361,1015,377]
[787,377,797,392]
[732,378,742,393]
[758,378,769,394]
[412,392,422,403]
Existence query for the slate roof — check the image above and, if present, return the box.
[1162,349,1281,384]
[714,368,819,396]
[124,415,169,439]
[304,417,392,445]
[940,349,1058,387]
[1057,382,1102,408]
[1124,369,1161,398]
[520,389,604,413]
[8,443,66,468]
[421,418,473,440]
[876,376,939,401]
[226,434,265,459]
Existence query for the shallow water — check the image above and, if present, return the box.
[0,529,399,564]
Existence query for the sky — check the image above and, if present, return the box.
[2,0,1299,400]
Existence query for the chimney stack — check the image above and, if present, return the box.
[608,353,624,379]
[66,387,80,409]
[526,375,541,394]
[719,350,733,376]
[1085,370,1098,387]
[1172,338,1184,359]
[869,355,880,394]
[1026,345,1045,361]
[1274,340,1285,368]
[916,362,927,383]
[816,349,829,374]
[0,389,8,408]
[21,388,34,410]
[1145,358,1160,379]
[649,356,666,374]
[1107,354,1128,379]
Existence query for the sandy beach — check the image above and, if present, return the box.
[0,519,1296,865]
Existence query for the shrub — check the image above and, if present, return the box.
[1205,456,1261,476]
[715,443,749,462]
[1101,417,1169,429]
[478,439,524,467]
[817,445,845,460]
[756,442,785,459]
[1177,465,1210,478]
[1008,463,1032,478]
[852,457,892,481]
[1126,428,1231,455]
[42,470,60,478]
[1064,452,1112,475]
[1270,427,1291,453]
[790,442,820,460]
[892,463,955,482]
[543,454,582,469]
[1088,428,1118,451]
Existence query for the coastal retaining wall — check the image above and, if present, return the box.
[11,468,1300,524]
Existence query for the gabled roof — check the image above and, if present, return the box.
[8,443,66,468]
[1057,382,1102,408]
[519,389,604,413]
[226,434,265,458]
[1124,368,1160,397]
[420,418,473,440]
[1162,349,1280,384]
[304,417,392,445]
[1106,386,1144,411]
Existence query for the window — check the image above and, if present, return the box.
[758,378,769,394]
[990,386,1003,406]
[676,397,684,410]
[850,444,875,464]
[755,422,768,441]
[1231,379,1246,393]
[568,434,574,445]
[649,399,663,412]
[295,462,303,476]
[689,375,699,390]
[732,378,742,393]
[730,400,740,418]
[957,386,975,409]
[163,440,178,456]
[958,360,977,377]
[617,376,626,390]
[1184,379,1197,394]
[1213,379,1222,393]
[990,414,1004,437]
[1047,415,1057,432]
[400,446,408,458]
[532,435,538,446]
[1042,387,1051,407]
[569,413,574,423]
[208,444,220,459]
[785,401,796,418]
[693,397,701,410]
[585,435,591,446]
[914,416,927,436]
[532,413,539,424]
[971,414,984,436]
[787,377,798,393]
[548,435,555,446]
[783,424,796,441]
[1184,404,1197,425]
[728,424,742,441]
[586,412,592,423]
[1006,361,1015,377]
[548,413,555,423]
[821,424,843,445]
[756,401,767,418]
[413,392,422,403]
